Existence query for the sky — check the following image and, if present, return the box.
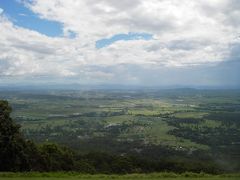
[0,0,240,88]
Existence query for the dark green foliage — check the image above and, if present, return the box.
[38,143,75,171]
[0,100,29,171]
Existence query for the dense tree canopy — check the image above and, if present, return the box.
[0,100,29,171]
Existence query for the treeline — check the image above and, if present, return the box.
[0,100,225,173]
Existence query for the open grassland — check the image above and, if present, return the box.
[0,173,239,180]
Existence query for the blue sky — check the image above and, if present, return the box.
[96,33,153,48]
[0,0,152,47]
[0,0,63,37]
[0,0,239,87]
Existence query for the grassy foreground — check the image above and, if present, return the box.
[0,173,239,180]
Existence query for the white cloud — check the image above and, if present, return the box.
[0,0,240,85]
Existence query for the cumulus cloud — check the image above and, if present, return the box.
[0,0,240,86]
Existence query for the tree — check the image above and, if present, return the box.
[0,100,29,171]
[38,143,75,171]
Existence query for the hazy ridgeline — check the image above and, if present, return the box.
[0,89,240,173]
